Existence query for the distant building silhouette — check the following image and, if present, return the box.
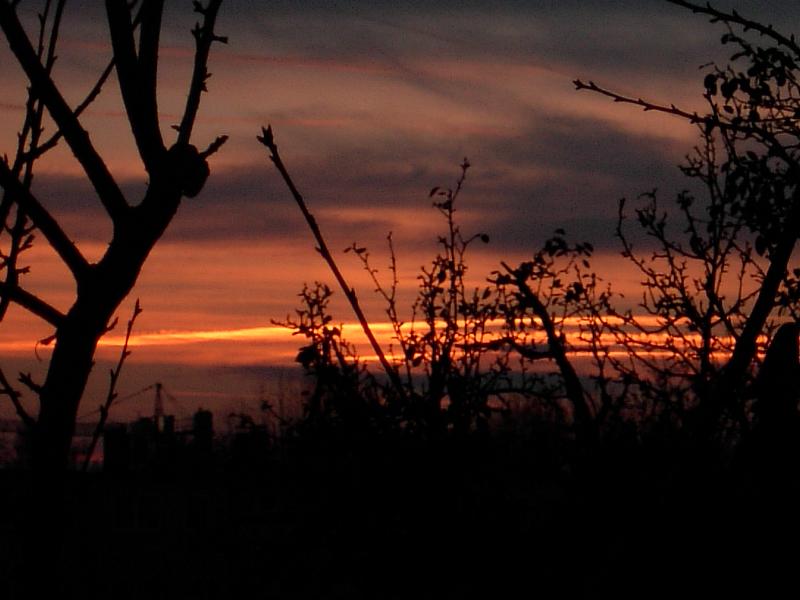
[103,424,130,474]
[230,412,270,470]
[102,409,212,473]
[190,409,214,471]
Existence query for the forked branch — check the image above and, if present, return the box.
[502,261,593,431]
[0,367,35,429]
[0,161,90,280]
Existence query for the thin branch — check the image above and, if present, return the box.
[199,134,229,158]
[666,0,800,60]
[573,79,799,171]
[82,298,142,471]
[0,0,129,222]
[176,0,226,145]
[23,59,116,163]
[0,367,35,429]
[0,160,90,280]
[24,3,151,163]
[258,125,406,399]
[574,79,703,123]
[18,372,41,395]
[0,281,65,326]
[0,1,62,321]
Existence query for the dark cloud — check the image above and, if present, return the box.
[10,1,797,274]
[26,101,704,261]
[475,116,702,252]
[221,1,800,82]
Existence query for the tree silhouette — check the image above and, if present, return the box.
[576,0,800,438]
[0,0,227,472]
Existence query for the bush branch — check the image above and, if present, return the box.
[258,125,406,398]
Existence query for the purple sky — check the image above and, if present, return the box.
[0,0,798,423]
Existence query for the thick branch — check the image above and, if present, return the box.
[0,281,64,326]
[720,202,800,392]
[0,160,90,280]
[105,0,164,171]
[137,0,164,124]
[503,262,593,432]
[0,0,129,222]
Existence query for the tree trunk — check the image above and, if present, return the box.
[33,307,106,472]
[30,182,182,472]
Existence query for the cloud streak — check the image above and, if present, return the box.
[1,0,798,398]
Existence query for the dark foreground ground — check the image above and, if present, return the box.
[1,435,798,599]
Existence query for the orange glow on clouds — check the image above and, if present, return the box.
[1,2,772,414]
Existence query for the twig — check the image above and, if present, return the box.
[573,79,703,123]
[666,0,800,60]
[81,299,142,472]
[199,134,229,158]
[257,125,406,398]
[0,367,35,429]
[177,0,226,145]
[572,80,796,169]
[18,371,42,394]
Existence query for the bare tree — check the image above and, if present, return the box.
[0,0,227,472]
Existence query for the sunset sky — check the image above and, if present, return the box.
[0,0,798,423]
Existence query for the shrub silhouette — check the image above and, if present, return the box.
[269,0,800,456]
[577,0,800,443]
[274,158,607,446]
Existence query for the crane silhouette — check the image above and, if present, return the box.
[79,382,180,469]
[78,381,178,425]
